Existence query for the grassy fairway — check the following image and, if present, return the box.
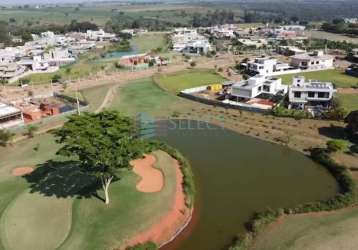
[253,208,358,250]
[155,69,226,94]
[280,69,358,88]
[110,78,193,117]
[58,151,177,250]
[130,33,169,53]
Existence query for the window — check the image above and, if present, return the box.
[294,92,301,98]
[263,85,270,92]
[318,92,329,98]
[258,86,262,91]
[308,92,315,98]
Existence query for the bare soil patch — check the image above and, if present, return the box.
[11,167,34,177]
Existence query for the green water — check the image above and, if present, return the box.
[157,120,339,250]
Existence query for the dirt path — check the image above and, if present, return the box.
[95,85,118,113]
[337,88,358,94]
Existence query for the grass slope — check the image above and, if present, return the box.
[280,69,358,88]
[155,69,226,94]
[253,208,358,250]
[58,150,177,250]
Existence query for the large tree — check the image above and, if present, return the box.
[54,111,143,205]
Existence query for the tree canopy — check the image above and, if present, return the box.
[54,111,144,204]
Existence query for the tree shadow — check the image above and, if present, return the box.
[23,160,102,200]
[318,125,347,140]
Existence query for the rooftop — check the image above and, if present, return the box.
[0,103,21,117]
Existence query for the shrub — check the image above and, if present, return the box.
[0,129,14,147]
[24,125,39,138]
[326,140,348,152]
[190,61,197,67]
[126,242,158,250]
[272,106,312,120]
[350,144,358,154]
[51,74,62,83]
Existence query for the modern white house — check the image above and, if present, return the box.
[86,29,116,41]
[231,75,288,99]
[171,28,212,54]
[288,76,336,110]
[247,57,299,76]
[0,102,24,129]
[290,51,334,71]
[43,48,76,66]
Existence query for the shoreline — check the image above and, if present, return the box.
[124,157,193,249]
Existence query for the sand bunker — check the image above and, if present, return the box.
[126,156,191,248]
[11,167,34,177]
[131,154,164,193]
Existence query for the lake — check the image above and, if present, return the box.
[156,120,339,250]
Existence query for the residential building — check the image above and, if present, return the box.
[290,51,334,71]
[288,76,336,110]
[86,29,116,41]
[44,48,76,66]
[0,63,26,82]
[0,102,24,129]
[171,28,212,54]
[231,75,288,99]
[247,57,298,76]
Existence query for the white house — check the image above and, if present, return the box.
[290,51,334,71]
[44,48,76,66]
[0,63,26,82]
[171,28,212,54]
[231,75,288,99]
[247,57,298,76]
[86,29,116,41]
[288,76,336,110]
[0,102,24,129]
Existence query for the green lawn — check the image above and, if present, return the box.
[253,208,358,250]
[130,33,169,53]
[110,77,194,117]
[337,93,358,112]
[80,85,112,112]
[280,69,358,88]
[0,130,179,249]
[154,69,227,94]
